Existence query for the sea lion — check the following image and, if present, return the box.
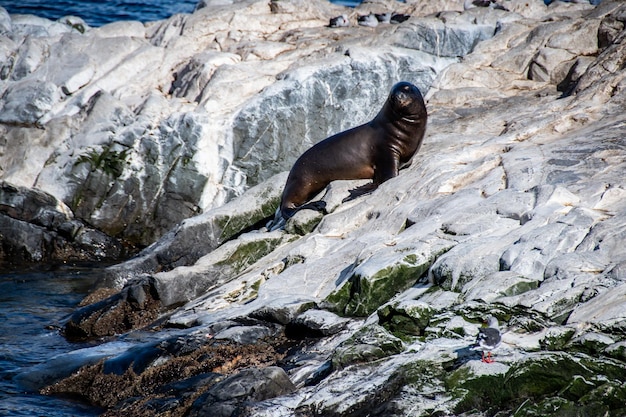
[279,81,427,220]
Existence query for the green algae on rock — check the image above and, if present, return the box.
[215,234,285,274]
[285,208,324,235]
[215,195,281,244]
[331,324,404,370]
[539,326,576,351]
[447,352,626,416]
[325,240,453,317]
[153,230,291,307]
[378,300,437,340]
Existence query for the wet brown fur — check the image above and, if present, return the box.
[280,81,427,219]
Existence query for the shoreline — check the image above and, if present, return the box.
[2,0,626,415]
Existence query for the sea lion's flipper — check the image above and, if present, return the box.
[267,207,286,231]
[374,152,400,184]
[299,200,327,213]
[342,182,378,202]
[275,200,327,228]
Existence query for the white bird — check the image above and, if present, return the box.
[375,12,392,24]
[474,315,502,363]
[464,0,509,11]
[390,13,411,24]
[357,13,379,28]
[328,14,349,28]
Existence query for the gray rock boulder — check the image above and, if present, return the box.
[0,181,123,265]
[188,366,296,417]
[0,0,492,252]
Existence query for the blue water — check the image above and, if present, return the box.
[0,0,198,27]
[0,266,103,417]
[0,0,361,27]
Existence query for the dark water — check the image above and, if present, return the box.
[0,0,361,27]
[0,0,198,27]
[0,266,103,417]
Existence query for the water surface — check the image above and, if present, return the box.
[0,0,362,27]
[0,266,104,416]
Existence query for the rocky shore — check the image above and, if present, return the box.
[5,0,626,415]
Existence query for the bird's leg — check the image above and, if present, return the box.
[482,352,495,363]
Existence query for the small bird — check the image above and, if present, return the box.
[329,14,349,28]
[375,12,392,24]
[390,13,411,24]
[474,315,502,363]
[357,13,379,28]
[464,0,509,11]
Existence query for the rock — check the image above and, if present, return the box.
[462,271,540,303]
[569,332,616,355]
[331,324,404,369]
[431,236,514,292]
[605,342,626,362]
[100,171,287,288]
[213,325,277,344]
[566,281,626,334]
[0,7,10,34]
[325,237,455,316]
[152,229,290,307]
[297,351,446,416]
[0,80,60,125]
[249,298,316,325]
[64,277,161,341]
[377,300,437,338]
[528,46,577,82]
[539,326,577,351]
[12,1,626,416]
[188,367,296,417]
[391,10,513,58]
[448,352,626,416]
[0,181,124,265]
[284,208,324,236]
[286,309,351,337]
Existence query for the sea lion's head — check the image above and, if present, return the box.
[388,81,426,123]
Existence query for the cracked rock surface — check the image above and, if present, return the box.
[7,0,626,416]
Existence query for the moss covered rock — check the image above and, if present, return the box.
[378,300,437,339]
[539,326,577,351]
[154,230,289,307]
[325,241,451,317]
[568,332,616,356]
[332,324,404,369]
[285,209,324,235]
[215,233,286,274]
[605,342,626,362]
[446,352,626,416]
